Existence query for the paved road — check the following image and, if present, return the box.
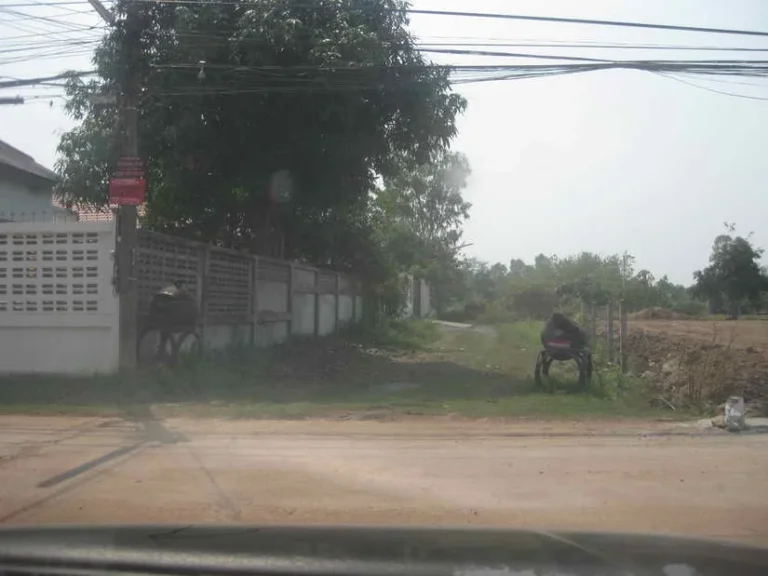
[1,416,767,546]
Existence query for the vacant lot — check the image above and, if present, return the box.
[632,319,768,354]
[0,320,662,420]
[1,415,766,546]
[625,319,768,411]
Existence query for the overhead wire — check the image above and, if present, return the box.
[100,0,768,39]
[1,25,102,42]
[656,72,768,101]
[0,1,97,7]
[0,1,767,103]
[406,8,768,39]
[417,42,768,53]
[20,0,99,17]
[0,2,104,70]
[0,70,96,89]
[0,6,97,31]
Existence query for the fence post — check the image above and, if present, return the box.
[116,212,138,369]
[287,263,294,337]
[335,272,340,332]
[607,302,615,363]
[313,269,320,336]
[250,256,259,346]
[353,279,360,323]
[619,300,628,373]
[198,245,210,344]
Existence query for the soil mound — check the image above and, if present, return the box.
[626,330,768,415]
[630,307,692,321]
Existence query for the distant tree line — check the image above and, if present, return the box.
[438,226,767,322]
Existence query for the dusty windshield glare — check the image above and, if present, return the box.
[0,0,766,550]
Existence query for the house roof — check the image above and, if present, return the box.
[74,205,115,222]
[0,138,56,183]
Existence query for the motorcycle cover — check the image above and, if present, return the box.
[540,312,588,351]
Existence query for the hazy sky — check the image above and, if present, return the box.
[2,0,767,284]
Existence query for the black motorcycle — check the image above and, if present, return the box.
[534,313,593,391]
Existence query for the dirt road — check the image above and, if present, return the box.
[1,415,767,546]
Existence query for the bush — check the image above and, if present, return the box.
[670,300,708,317]
[347,317,440,350]
[478,300,517,324]
[508,286,559,320]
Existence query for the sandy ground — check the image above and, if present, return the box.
[0,415,767,547]
[631,319,768,353]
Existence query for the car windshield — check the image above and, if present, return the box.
[0,0,766,551]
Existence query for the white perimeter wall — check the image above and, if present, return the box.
[197,266,359,351]
[0,221,120,374]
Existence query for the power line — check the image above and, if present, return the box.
[0,48,97,66]
[7,1,768,43]
[24,0,98,17]
[421,48,610,63]
[0,70,95,89]
[0,39,99,54]
[657,72,768,101]
[0,26,102,42]
[407,8,768,39]
[167,29,768,54]
[2,4,766,103]
[417,42,768,53]
[673,72,768,88]
[0,6,98,31]
[0,1,97,6]
[118,0,768,39]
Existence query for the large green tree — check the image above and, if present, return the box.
[56,0,465,265]
[693,227,767,317]
[373,150,471,312]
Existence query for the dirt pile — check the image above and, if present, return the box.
[630,307,692,321]
[625,330,768,414]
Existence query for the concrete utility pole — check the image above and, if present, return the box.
[116,0,141,368]
[88,0,140,368]
[86,0,115,25]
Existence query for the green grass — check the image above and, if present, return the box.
[154,392,662,420]
[346,317,441,350]
[0,320,674,421]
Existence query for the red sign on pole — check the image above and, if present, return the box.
[109,156,146,205]
[109,177,146,205]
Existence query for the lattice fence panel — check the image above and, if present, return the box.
[136,231,202,315]
[258,259,290,283]
[0,227,110,315]
[338,275,352,294]
[292,266,316,292]
[206,249,252,321]
[318,271,336,294]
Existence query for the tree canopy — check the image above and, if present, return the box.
[692,226,768,317]
[371,150,470,311]
[56,0,466,268]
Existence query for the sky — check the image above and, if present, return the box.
[1,0,767,285]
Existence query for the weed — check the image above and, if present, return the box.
[346,317,440,350]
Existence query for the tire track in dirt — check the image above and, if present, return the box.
[0,418,114,469]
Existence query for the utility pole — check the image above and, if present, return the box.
[116,0,141,369]
[89,0,141,368]
[86,0,115,25]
